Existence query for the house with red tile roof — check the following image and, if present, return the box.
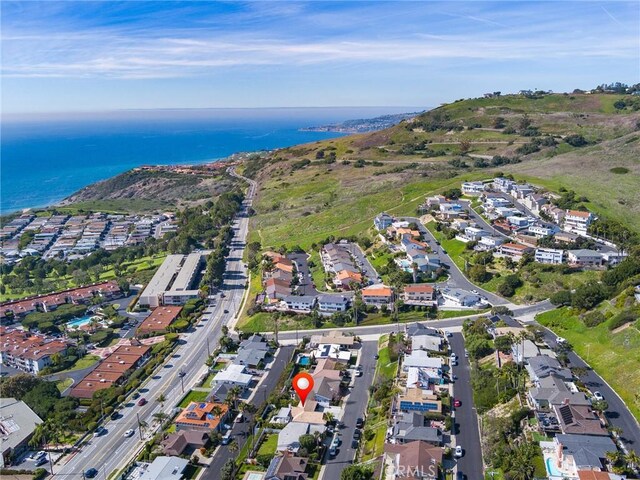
[175,401,229,432]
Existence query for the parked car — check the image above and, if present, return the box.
[221,431,232,445]
[456,472,466,480]
[137,397,147,406]
[85,468,99,478]
[454,445,463,458]
[351,439,359,449]
[353,429,361,440]
[235,413,244,423]
[453,399,462,407]
[593,391,604,401]
[356,417,364,429]
[35,457,48,467]
[93,426,106,437]
[124,429,135,438]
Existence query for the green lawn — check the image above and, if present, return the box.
[54,354,101,375]
[537,307,640,422]
[178,390,210,408]
[308,250,329,291]
[56,378,73,393]
[1,253,167,302]
[377,344,398,381]
[257,433,278,456]
[425,221,467,272]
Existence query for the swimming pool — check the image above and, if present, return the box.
[66,315,95,329]
[545,457,563,477]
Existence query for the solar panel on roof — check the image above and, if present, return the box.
[199,403,206,408]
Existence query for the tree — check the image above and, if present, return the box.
[625,450,639,470]
[591,399,609,413]
[469,264,490,283]
[459,139,471,154]
[299,434,317,455]
[228,439,239,454]
[156,393,166,406]
[340,465,374,480]
[494,335,514,354]
[220,459,235,480]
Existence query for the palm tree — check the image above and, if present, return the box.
[212,405,224,419]
[228,439,239,454]
[156,393,166,406]
[138,419,148,434]
[605,450,623,468]
[591,399,609,414]
[153,412,168,425]
[411,262,418,284]
[625,449,640,471]
[323,412,335,425]
[609,426,623,438]
[227,386,242,411]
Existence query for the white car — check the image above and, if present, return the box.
[592,391,604,401]
[123,429,135,438]
[454,445,463,458]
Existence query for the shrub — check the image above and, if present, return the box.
[33,468,48,480]
[582,311,605,327]
[550,290,572,306]
[565,134,589,147]
[608,310,637,331]
[609,167,629,174]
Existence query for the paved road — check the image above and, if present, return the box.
[457,200,510,239]
[450,333,483,480]
[270,301,552,344]
[345,242,379,283]
[288,252,320,297]
[54,168,257,479]
[400,216,508,306]
[320,341,377,480]
[203,345,295,479]
[537,325,640,452]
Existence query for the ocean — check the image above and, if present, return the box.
[0,107,413,215]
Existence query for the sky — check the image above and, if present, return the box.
[2,1,639,114]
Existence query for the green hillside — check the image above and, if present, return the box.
[247,92,640,249]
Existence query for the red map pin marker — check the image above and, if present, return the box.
[293,372,314,406]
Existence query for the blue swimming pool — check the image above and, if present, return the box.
[545,457,563,477]
[66,315,94,328]
[299,356,311,366]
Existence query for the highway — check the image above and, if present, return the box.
[53,169,257,479]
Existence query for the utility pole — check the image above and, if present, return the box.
[137,413,144,441]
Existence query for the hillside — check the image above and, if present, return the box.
[60,167,239,213]
[246,93,640,249]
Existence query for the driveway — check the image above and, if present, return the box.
[288,252,320,296]
[202,345,295,480]
[450,333,483,480]
[320,340,378,480]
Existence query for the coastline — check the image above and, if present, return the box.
[0,151,260,217]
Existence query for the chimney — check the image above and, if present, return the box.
[563,397,570,405]
[556,440,563,468]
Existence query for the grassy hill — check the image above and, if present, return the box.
[247,93,640,250]
[60,167,239,213]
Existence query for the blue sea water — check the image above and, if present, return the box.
[1,107,412,214]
